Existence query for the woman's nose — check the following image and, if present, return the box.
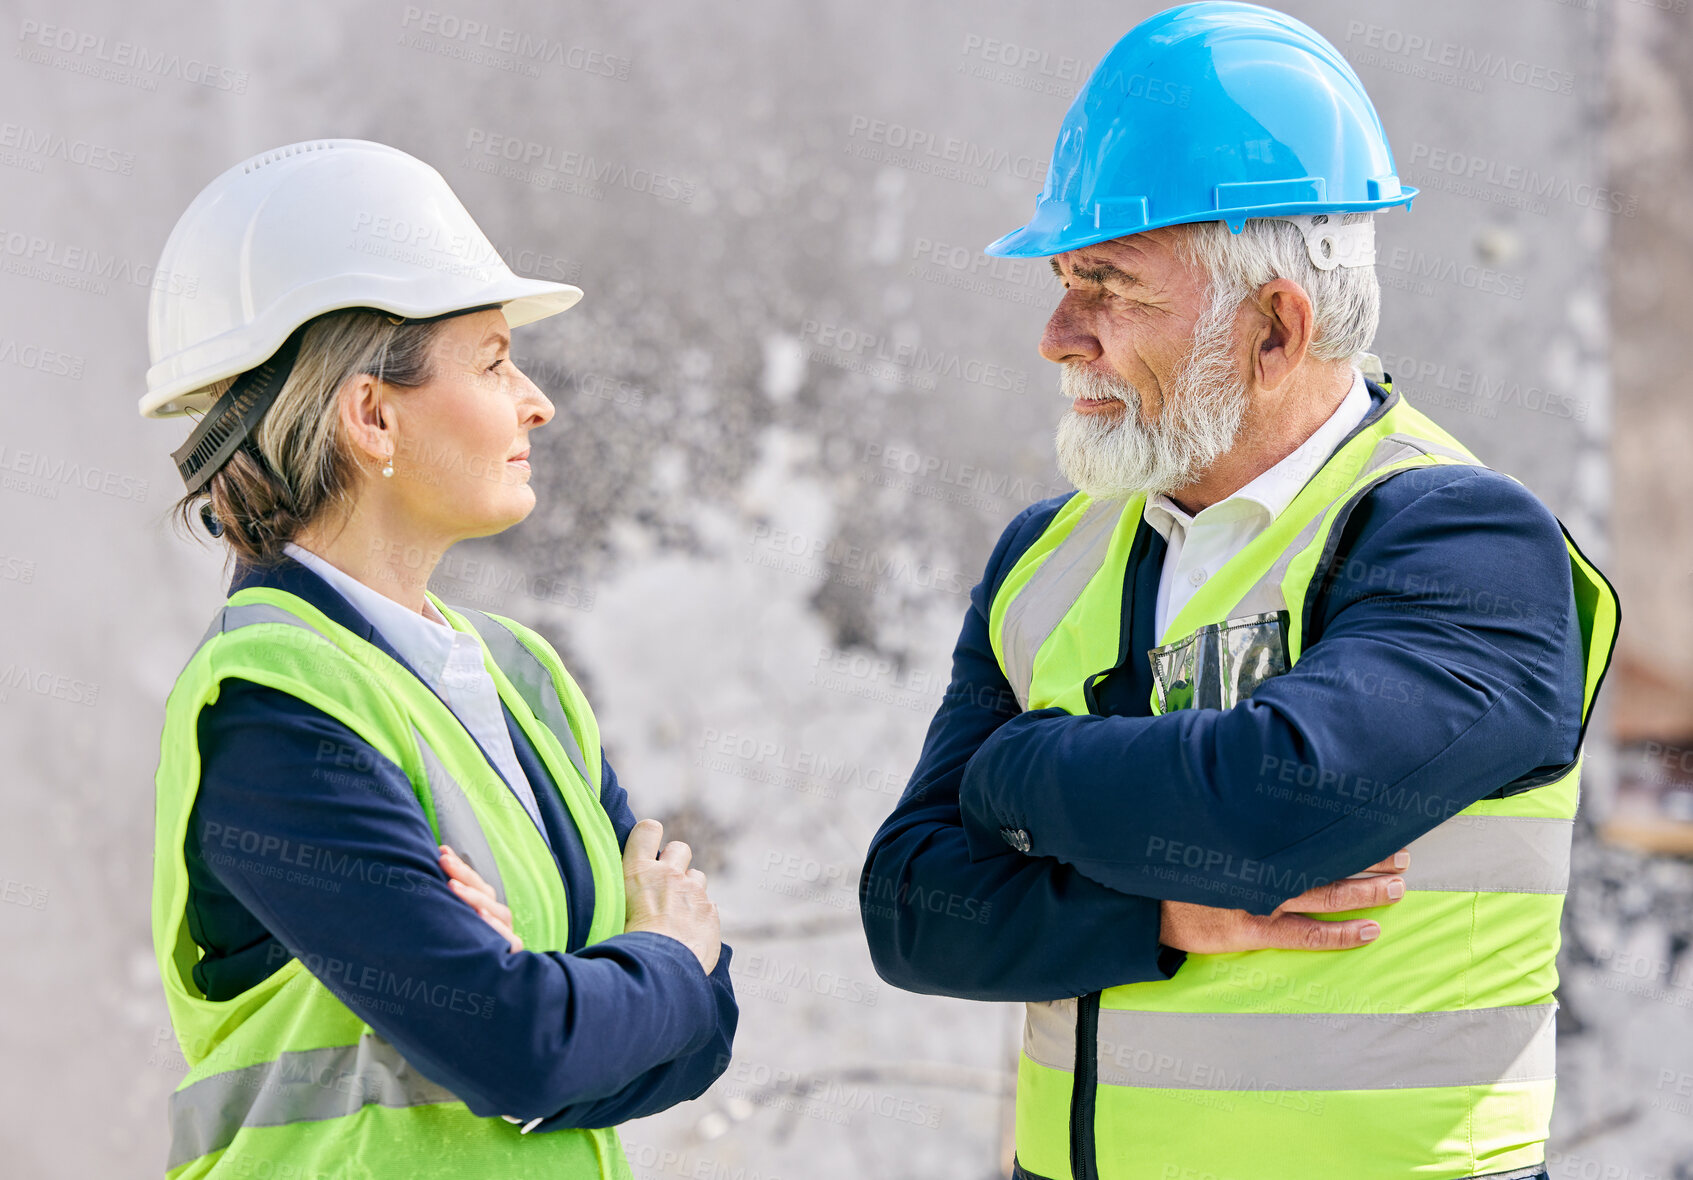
[515,370,554,426]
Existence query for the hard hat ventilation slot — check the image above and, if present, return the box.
[242,140,339,174]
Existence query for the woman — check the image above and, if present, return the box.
[144,139,735,1179]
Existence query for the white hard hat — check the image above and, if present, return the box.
[142,137,583,421]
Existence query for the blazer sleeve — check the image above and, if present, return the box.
[191,682,723,1121]
[859,497,1180,1002]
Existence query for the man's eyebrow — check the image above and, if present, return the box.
[1052,257,1140,287]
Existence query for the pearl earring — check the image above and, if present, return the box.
[381,448,394,479]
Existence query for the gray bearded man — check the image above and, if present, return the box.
[861,4,1619,1179]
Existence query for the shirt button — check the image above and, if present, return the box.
[1188,568,1208,586]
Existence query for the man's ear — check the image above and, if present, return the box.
[1251,278,1315,392]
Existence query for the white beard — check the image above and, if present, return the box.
[1053,291,1250,501]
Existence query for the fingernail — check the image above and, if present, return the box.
[1360,923,1380,942]
[1393,851,1410,869]
[1387,878,1405,900]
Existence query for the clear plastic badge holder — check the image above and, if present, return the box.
[1148,610,1292,712]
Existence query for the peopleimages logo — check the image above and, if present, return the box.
[1344,21,1575,95]
[461,129,696,203]
[845,115,1049,183]
[799,319,1028,394]
[15,20,249,93]
[0,123,135,173]
[1406,143,1638,218]
[399,7,632,79]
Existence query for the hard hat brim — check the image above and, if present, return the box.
[139,275,583,419]
[983,189,1418,259]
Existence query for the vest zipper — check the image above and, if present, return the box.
[1069,521,1142,1180]
[1069,990,1102,1180]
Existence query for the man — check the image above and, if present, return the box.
[859,5,1619,1180]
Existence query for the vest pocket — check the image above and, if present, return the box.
[1149,609,1291,712]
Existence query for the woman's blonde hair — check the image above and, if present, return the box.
[169,308,445,569]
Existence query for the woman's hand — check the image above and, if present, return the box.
[439,844,523,952]
[621,818,721,974]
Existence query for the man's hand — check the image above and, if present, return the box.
[622,818,722,974]
[1159,850,1409,953]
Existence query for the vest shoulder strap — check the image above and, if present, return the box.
[429,597,626,949]
[182,587,523,906]
[451,606,596,785]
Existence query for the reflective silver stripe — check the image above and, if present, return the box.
[457,608,591,783]
[411,724,507,907]
[1361,433,1475,480]
[1024,999,1557,1091]
[998,500,1123,710]
[1383,431,1475,465]
[1405,815,1572,894]
[1476,1168,1550,1180]
[194,601,323,654]
[1022,998,1079,1075]
[1222,512,1326,621]
[168,1032,461,1170]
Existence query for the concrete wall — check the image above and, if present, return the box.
[1,1,1682,1176]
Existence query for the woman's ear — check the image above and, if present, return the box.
[337,372,391,464]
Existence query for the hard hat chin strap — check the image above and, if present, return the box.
[172,323,310,496]
[1268,214,1376,271]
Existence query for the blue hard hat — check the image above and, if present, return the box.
[984,1,1416,258]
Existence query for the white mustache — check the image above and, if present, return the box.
[1059,365,1136,405]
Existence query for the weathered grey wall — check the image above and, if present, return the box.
[1,1,1682,1177]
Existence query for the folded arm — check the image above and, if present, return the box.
[193,686,728,1121]
[860,497,1181,1002]
[957,468,1586,914]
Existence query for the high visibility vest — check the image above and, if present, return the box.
[150,585,634,1179]
[989,385,1619,1180]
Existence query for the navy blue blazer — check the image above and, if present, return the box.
[183,552,737,1127]
[861,380,1589,1000]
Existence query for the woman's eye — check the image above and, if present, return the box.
[487,358,506,373]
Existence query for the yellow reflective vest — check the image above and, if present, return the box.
[989,386,1619,1180]
[151,587,633,1178]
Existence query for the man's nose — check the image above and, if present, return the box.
[1039,294,1102,366]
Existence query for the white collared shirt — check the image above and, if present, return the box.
[282,541,552,849]
[1143,368,1372,641]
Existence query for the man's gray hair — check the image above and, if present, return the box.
[1175,213,1380,364]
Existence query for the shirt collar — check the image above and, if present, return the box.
[281,541,461,686]
[1144,366,1373,539]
